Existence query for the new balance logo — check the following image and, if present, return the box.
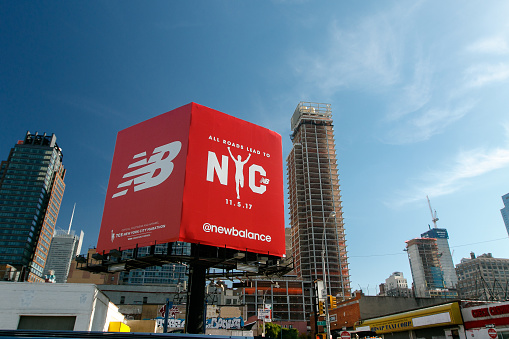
[112,141,182,198]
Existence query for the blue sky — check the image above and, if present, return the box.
[2,1,509,293]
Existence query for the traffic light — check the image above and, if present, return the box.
[328,295,337,309]
[318,300,325,315]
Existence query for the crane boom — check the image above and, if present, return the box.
[427,196,439,228]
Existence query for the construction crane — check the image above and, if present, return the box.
[427,196,439,228]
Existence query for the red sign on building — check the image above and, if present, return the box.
[97,103,285,257]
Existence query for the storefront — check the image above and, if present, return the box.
[461,301,509,339]
[354,302,464,339]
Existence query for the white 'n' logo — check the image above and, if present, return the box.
[112,141,182,198]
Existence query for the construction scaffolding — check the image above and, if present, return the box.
[287,102,351,301]
[406,238,457,298]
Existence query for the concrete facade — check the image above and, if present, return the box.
[384,272,412,297]
[0,282,124,331]
[456,252,509,301]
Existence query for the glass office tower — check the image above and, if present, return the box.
[0,132,66,282]
[501,193,509,236]
[43,229,83,283]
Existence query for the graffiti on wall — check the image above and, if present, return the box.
[156,317,244,330]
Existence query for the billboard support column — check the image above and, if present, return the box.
[185,259,207,333]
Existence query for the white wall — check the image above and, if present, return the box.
[0,282,124,331]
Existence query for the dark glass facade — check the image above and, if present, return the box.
[119,243,190,285]
[0,132,65,282]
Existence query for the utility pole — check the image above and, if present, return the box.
[322,212,335,338]
[322,253,331,338]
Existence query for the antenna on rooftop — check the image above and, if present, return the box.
[67,203,76,234]
[426,196,439,228]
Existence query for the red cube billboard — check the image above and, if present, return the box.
[97,103,285,257]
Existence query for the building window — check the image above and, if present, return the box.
[120,296,125,304]
[143,297,148,304]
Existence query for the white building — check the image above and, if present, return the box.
[0,282,124,331]
[384,272,411,297]
[385,272,407,289]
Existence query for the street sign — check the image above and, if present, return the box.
[488,328,497,339]
[317,321,326,326]
[258,308,271,322]
[340,331,350,339]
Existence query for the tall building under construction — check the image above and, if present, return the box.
[405,237,458,298]
[287,102,351,300]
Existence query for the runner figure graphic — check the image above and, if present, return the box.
[228,146,251,199]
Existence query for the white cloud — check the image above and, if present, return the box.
[386,57,432,121]
[467,36,509,55]
[291,5,418,95]
[383,103,472,144]
[392,132,509,206]
[464,63,509,88]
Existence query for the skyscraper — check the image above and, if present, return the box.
[405,238,458,298]
[501,193,509,236]
[421,228,458,290]
[0,132,66,282]
[287,102,351,299]
[43,229,83,283]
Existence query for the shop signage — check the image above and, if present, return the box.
[358,303,462,334]
[462,301,509,330]
[471,304,509,318]
[370,320,412,333]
